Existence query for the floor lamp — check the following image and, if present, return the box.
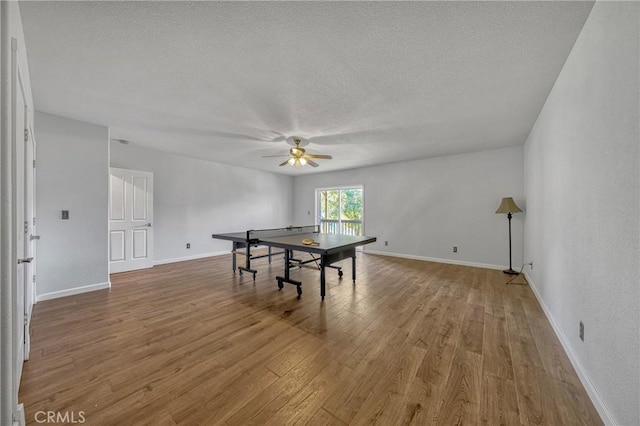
[495,197,522,275]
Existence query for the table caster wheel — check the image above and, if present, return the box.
[296,286,302,298]
[277,280,283,290]
[338,270,343,278]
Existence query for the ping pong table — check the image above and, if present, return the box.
[209,230,282,278]
[212,225,376,300]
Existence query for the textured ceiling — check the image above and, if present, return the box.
[20,1,594,175]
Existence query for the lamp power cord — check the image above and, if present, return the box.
[506,262,533,285]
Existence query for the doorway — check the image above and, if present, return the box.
[12,49,29,395]
[109,167,154,273]
[316,186,364,236]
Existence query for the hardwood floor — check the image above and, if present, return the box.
[19,253,602,425]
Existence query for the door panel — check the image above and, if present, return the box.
[109,168,154,273]
[109,174,125,220]
[109,231,126,261]
[132,230,148,258]
[132,176,148,220]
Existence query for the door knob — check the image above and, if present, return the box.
[30,235,40,241]
[18,257,33,264]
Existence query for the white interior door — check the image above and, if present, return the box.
[109,167,154,273]
[12,48,27,398]
[23,124,37,360]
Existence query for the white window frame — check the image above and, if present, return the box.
[314,184,365,236]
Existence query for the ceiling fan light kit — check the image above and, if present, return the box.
[263,137,332,168]
[288,157,306,168]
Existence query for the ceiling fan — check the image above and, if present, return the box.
[262,137,332,168]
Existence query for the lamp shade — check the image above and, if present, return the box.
[495,197,522,214]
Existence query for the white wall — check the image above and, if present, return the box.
[293,146,524,269]
[110,143,293,264]
[35,112,110,301]
[523,2,639,424]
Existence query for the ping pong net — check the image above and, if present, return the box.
[247,225,319,241]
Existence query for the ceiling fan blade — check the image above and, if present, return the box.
[262,154,290,158]
[279,159,290,166]
[307,159,319,167]
[305,154,332,159]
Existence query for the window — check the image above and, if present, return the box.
[316,186,364,235]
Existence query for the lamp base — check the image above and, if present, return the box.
[503,268,519,275]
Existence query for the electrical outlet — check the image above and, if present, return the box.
[453,246,458,253]
[579,321,584,341]
[384,241,388,246]
[61,210,69,220]
[186,243,190,249]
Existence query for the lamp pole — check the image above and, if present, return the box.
[506,211,515,274]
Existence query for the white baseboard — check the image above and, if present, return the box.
[36,281,111,302]
[365,250,506,271]
[524,273,615,425]
[153,250,228,266]
[13,403,25,426]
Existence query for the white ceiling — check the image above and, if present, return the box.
[19,1,594,175]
